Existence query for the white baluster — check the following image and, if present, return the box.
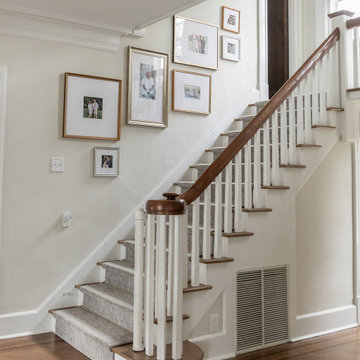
[183,213,188,289]
[354,28,360,88]
[224,162,233,233]
[296,83,305,146]
[334,42,341,107]
[191,198,200,286]
[263,119,270,186]
[202,187,211,260]
[253,130,262,207]
[156,215,167,360]
[312,65,319,126]
[271,113,280,185]
[304,75,312,144]
[234,121,244,231]
[244,141,252,209]
[145,215,155,356]
[234,151,243,231]
[214,173,222,258]
[172,214,185,360]
[133,210,146,352]
[288,93,296,165]
[167,216,174,317]
[318,59,326,125]
[280,102,288,165]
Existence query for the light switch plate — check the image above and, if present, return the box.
[51,157,64,172]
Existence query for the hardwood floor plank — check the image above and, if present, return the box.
[0,333,89,360]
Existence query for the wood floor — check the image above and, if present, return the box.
[1,327,360,359]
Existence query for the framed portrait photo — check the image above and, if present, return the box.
[173,16,219,70]
[222,36,241,62]
[93,147,119,177]
[222,6,240,34]
[127,47,169,128]
[63,73,122,141]
[172,69,211,115]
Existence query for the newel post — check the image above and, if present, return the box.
[329,10,355,141]
[133,209,146,352]
[146,193,187,360]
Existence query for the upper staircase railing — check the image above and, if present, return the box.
[131,11,360,360]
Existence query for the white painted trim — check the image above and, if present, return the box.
[0,89,260,339]
[293,305,357,339]
[0,66,7,261]
[291,323,358,342]
[204,353,236,360]
[0,10,123,52]
[257,0,269,100]
[189,331,225,343]
[0,331,36,340]
[296,305,355,320]
[288,0,303,76]
[0,309,38,319]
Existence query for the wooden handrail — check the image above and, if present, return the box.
[347,17,360,29]
[146,27,340,212]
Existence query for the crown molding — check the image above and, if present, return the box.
[0,6,145,52]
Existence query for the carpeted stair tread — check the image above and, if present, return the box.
[79,283,134,310]
[100,260,134,273]
[53,307,132,348]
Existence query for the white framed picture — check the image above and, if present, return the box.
[222,6,240,34]
[172,69,212,115]
[63,73,122,141]
[173,15,219,70]
[222,36,241,62]
[127,47,169,128]
[93,147,120,177]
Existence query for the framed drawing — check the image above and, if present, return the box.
[173,16,219,70]
[222,6,240,34]
[172,69,211,115]
[127,47,169,128]
[222,36,241,62]
[93,147,120,176]
[63,73,122,140]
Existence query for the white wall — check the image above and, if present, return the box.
[295,142,353,315]
[0,0,258,316]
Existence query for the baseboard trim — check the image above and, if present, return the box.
[292,305,358,340]
[205,353,235,360]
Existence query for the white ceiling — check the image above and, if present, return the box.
[0,0,206,32]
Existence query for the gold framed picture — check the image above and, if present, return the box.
[172,69,212,115]
[63,73,122,141]
[173,16,219,70]
[222,6,240,34]
[127,47,169,128]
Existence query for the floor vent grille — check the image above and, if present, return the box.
[236,266,288,353]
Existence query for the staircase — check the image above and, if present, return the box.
[49,12,360,360]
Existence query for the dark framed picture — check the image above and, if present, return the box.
[222,6,240,34]
[172,69,212,115]
[63,73,122,140]
[173,16,219,70]
[93,147,120,176]
[127,47,169,128]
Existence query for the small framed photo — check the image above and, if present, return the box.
[222,36,241,62]
[173,16,219,70]
[63,73,122,141]
[128,47,169,128]
[93,147,119,176]
[222,6,240,34]
[172,69,211,115]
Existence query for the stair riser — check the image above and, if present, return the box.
[122,243,135,263]
[104,266,134,293]
[83,293,133,332]
[55,316,114,360]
